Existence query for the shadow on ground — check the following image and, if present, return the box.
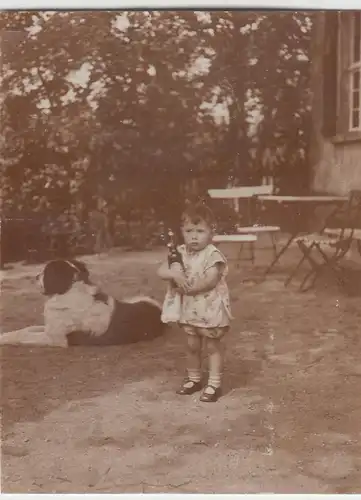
[1,245,361,493]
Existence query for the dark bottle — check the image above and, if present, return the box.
[167,229,184,269]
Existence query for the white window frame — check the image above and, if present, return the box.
[348,12,361,131]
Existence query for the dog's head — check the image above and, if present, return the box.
[37,259,90,296]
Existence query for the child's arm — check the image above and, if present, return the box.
[157,260,179,280]
[185,263,223,296]
[157,260,189,291]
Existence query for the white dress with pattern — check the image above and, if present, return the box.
[161,244,232,328]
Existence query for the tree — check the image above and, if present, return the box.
[248,11,313,192]
[1,10,314,231]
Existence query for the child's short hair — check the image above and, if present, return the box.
[181,201,216,229]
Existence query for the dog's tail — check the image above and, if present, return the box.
[124,296,162,309]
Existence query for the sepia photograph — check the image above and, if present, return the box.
[1,8,361,494]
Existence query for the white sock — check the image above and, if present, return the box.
[187,369,201,384]
[207,374,221,392]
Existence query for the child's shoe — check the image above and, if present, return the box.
[199,385,222,402]
[176,378,202,395]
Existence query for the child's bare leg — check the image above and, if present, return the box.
[177,326,202,395]
[186,333,202,383]
[205,337,224,391]
[199,334,225,402]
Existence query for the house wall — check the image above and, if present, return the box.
[310,12,361,195]
[312,140,361,195]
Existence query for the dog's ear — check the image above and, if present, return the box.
[68,259,90,284]
[43,260,77,296]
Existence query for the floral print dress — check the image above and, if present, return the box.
[161,243,232,328]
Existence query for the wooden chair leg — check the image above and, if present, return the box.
[316,247,346,286]
[284,252,307,287]
[263,233,296,277]
[284,241,315,287]
[300,259,342,292]
[297,241,325,291]
[300,267,319,292]
[300,244,346,292]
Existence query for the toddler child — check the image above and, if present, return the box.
[157,202,232,402]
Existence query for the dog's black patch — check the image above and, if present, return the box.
[93,291,109,304]
[68,259,91,284]
[66,299,165,346]
[42,259,90,296]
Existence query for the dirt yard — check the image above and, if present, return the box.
[1,241,361,493]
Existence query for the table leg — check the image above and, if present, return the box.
[250,240,255,265]
[236,243,245,269]
[270,232,278,259]
[236,241,255,268]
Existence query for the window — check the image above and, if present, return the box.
[349,12,361,130]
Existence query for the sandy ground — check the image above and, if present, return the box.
[1,239,361,493]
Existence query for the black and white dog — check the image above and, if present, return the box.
[0,259,165,347]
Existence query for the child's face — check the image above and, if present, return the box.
[181,218,212,252]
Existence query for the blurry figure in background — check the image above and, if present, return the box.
[89,202,113,255]
[44,212,72,260]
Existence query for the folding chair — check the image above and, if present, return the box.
[285,190,361,292]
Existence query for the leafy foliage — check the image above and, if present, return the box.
[0,11,313,256]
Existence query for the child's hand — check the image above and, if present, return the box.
[170,267,190,293]
[172,273,189,292]
[170,262,183,274]
[182,265,222,296]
